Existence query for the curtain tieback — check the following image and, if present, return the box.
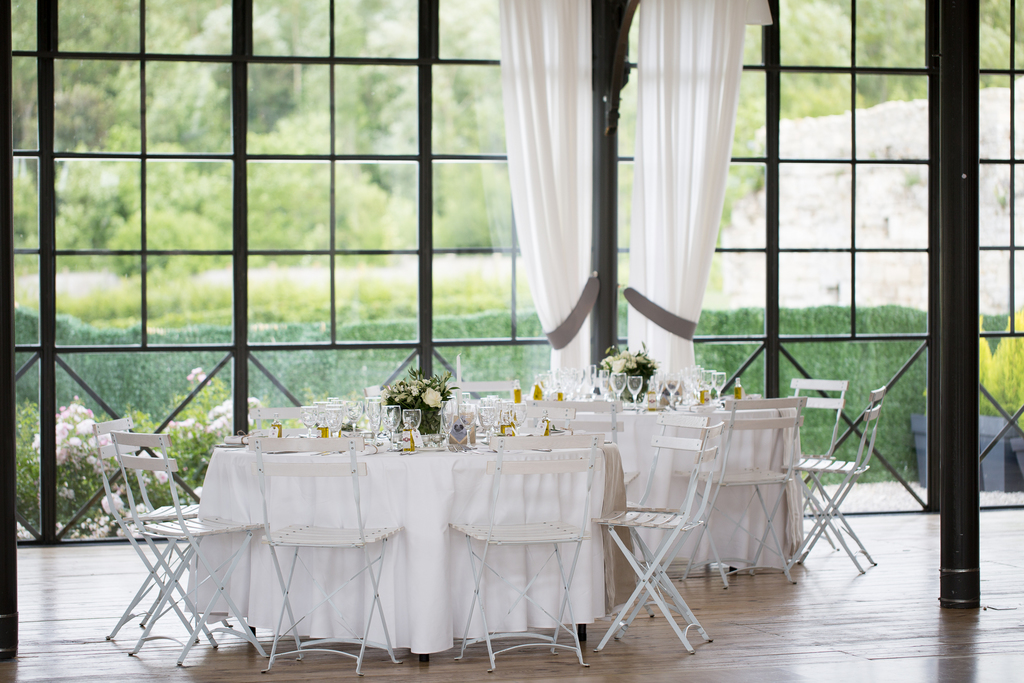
[623,287,697,341]
[546,274,601,350]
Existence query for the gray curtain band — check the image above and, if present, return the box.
[546,275,601,350]
[623,287,698,340]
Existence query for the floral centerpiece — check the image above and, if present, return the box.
[600,344,659,395]
[380,368,456,435]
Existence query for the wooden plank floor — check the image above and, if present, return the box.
[2,511,1024,682]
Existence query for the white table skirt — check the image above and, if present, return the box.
[194,447,607,654]
[611,407,802,567]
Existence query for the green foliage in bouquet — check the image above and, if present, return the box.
[600,343,659,393]
[380,368,456,434]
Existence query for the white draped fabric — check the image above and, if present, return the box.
[627,0,763,371]
[499,0,592,369]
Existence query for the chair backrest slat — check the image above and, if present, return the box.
[651,434,705,452]
[527,400,623,413]
[494,434,598,451]
[790,378,849,459]
[791,378,849,393]
[251,461,367,477]
[656,413,712,430]
[250,406,305,429]
[485,458,591,475]
[804,397,845,410]
[525,406,576,421]
[253,437,364,453]
[94,415,133,436]
[122,453,179,473]
[570,420,623,433]
[111,431,171,450]
[729,415,804,431]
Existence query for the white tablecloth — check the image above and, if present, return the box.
[610,408,802,567]
[195,446,609,654]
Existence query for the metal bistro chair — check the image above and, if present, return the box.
[252,436,403,675]
[595,416,724,654]
[527,400,624,444]
[111,431,267,666]
[94,417,205,643]
[450,433,602,672]
[789,387,887,573]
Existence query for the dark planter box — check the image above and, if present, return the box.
[910,414,1024,492]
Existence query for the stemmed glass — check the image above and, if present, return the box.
[314,401,328,437]
[627,375,643,412]
[344,399,364,431]
[325,406,344,439]
[384,405,402,451]
[598,369,610,399]
[610,372,627,406]
[511,403,527,436]
[479,405,498,443]
[664,374,679,408]
[441,400,458,451]
[402,409,421,453]
[365,399,382,445]
[300,405,317,438]
[713,371,727,405]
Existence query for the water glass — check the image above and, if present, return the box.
[627,375,644,411]
[365,399,382,445]
[300,405,317,438]
[384,404,402,451]
[610,372,628,404]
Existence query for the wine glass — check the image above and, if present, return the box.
[365,399,382,445]
[459,402,478,435]
[627,375,643,411]
[511,403,527,436]
[384,404,402,451]
[314,401,328,436]
[479,405,498,442]
[610,372,628,406]
[344,399,364,430]
[598,369,610,399]
[325,406,344,439]
[664,374,679,408]
[440,400,458,450]
[713,371,727,405]
[702,370,715,404]
[300,405,317,438]
[402,409,421,453]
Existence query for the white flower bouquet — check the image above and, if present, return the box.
[599,343,659,394]
[381,368,456,434]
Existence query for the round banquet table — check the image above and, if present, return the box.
[605,406,803,568]
[192,444,623,655]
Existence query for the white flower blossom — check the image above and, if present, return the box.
[422,388,442,408]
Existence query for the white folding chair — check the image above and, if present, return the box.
[527,400,624,444]
[684,397,806,587]
[363,385,382,398]
[111,431,267,666]
[789,387,887,573]
[449,433,602,672]
[253,437,402,675]
[524,406,577,432]
[595,417,723,654]
[457,380,515,399]
[94,417,202,642]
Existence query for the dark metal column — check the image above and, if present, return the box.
[764,0,780,397]
[417,0,435,376]
[1,0,18,659]
[231,0,250,434]
[926,0,942,512]
[938,0,980,609]
[591,0,625,362]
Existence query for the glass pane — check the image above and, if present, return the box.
[432,65,505,154]
[147,255,232,343]
[720,163,766,249]
[779,252,851,335]
[55,160,141,250]
[855,0,926,68]
[55,256,142,345]
[250,349,417,404]
[55,160,141,253]
[855,164,928,248]
[439,0,500,60]
[13,57,37,150]
[15,357,39,539]
[248,64,330,155]
[855,252,928,334]
[147,161,233,251]
[516,258,542,338]
[780,73,851,159]
[734,71,766,158]
[15,254,38,345]
[335,65,418,155]
[779,0,850,67]
[980,335,1024,500]
[619,161,633,248]
[980,0,1011,70]
[433,162,511,249]
[147,61,232,153]
[435,345,549,388]
[12,0,36,52]
[249,254,331,342]
[336,254,417,342]
[855,75,928,160]
[337,162,418,250]
[699,252,765,336]
[247,161,330,250]
[1016,85,1024,159]
[980,250,1010,321]
[782,341,928,507]
[1016,166,1024,245]
[618,251,629,341]
[1018,0,1024,70]
[146,0,232,54]
[980,75,1010,160]
[618,70,638,158]
[779,163,851,248]
[252,0,329,56]
[744,24,762,65]
[981,164,1011,247]
[434,253,512,339]
[1016,252,1024,323]
[13,157,38,249]
[54,60,141,153]
[694,342,764,395]
[336,0,417,58]
[59,0,140,53]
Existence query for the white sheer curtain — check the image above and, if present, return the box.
[626,0,761,371]
[499,0,592,369]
